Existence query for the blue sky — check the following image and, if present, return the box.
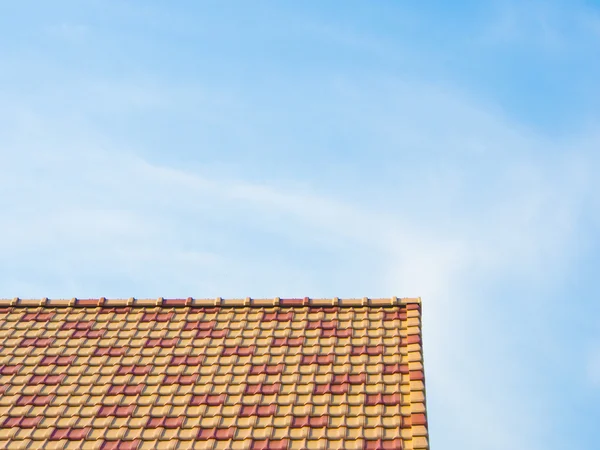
[1,1,600,448]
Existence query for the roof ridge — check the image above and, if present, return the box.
[0,297,421,308]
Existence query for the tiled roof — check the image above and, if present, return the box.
[0,297,428,450]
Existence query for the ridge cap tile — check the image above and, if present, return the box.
[0,296,422,308]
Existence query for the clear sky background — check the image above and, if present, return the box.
[1,1,600,448]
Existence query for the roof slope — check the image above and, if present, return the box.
[0,297,428,450]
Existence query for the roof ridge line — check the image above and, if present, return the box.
[0,297,422,308]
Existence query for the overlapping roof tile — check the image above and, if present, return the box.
[0,297,428,449]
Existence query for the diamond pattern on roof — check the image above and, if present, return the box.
[0,298,428,450]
